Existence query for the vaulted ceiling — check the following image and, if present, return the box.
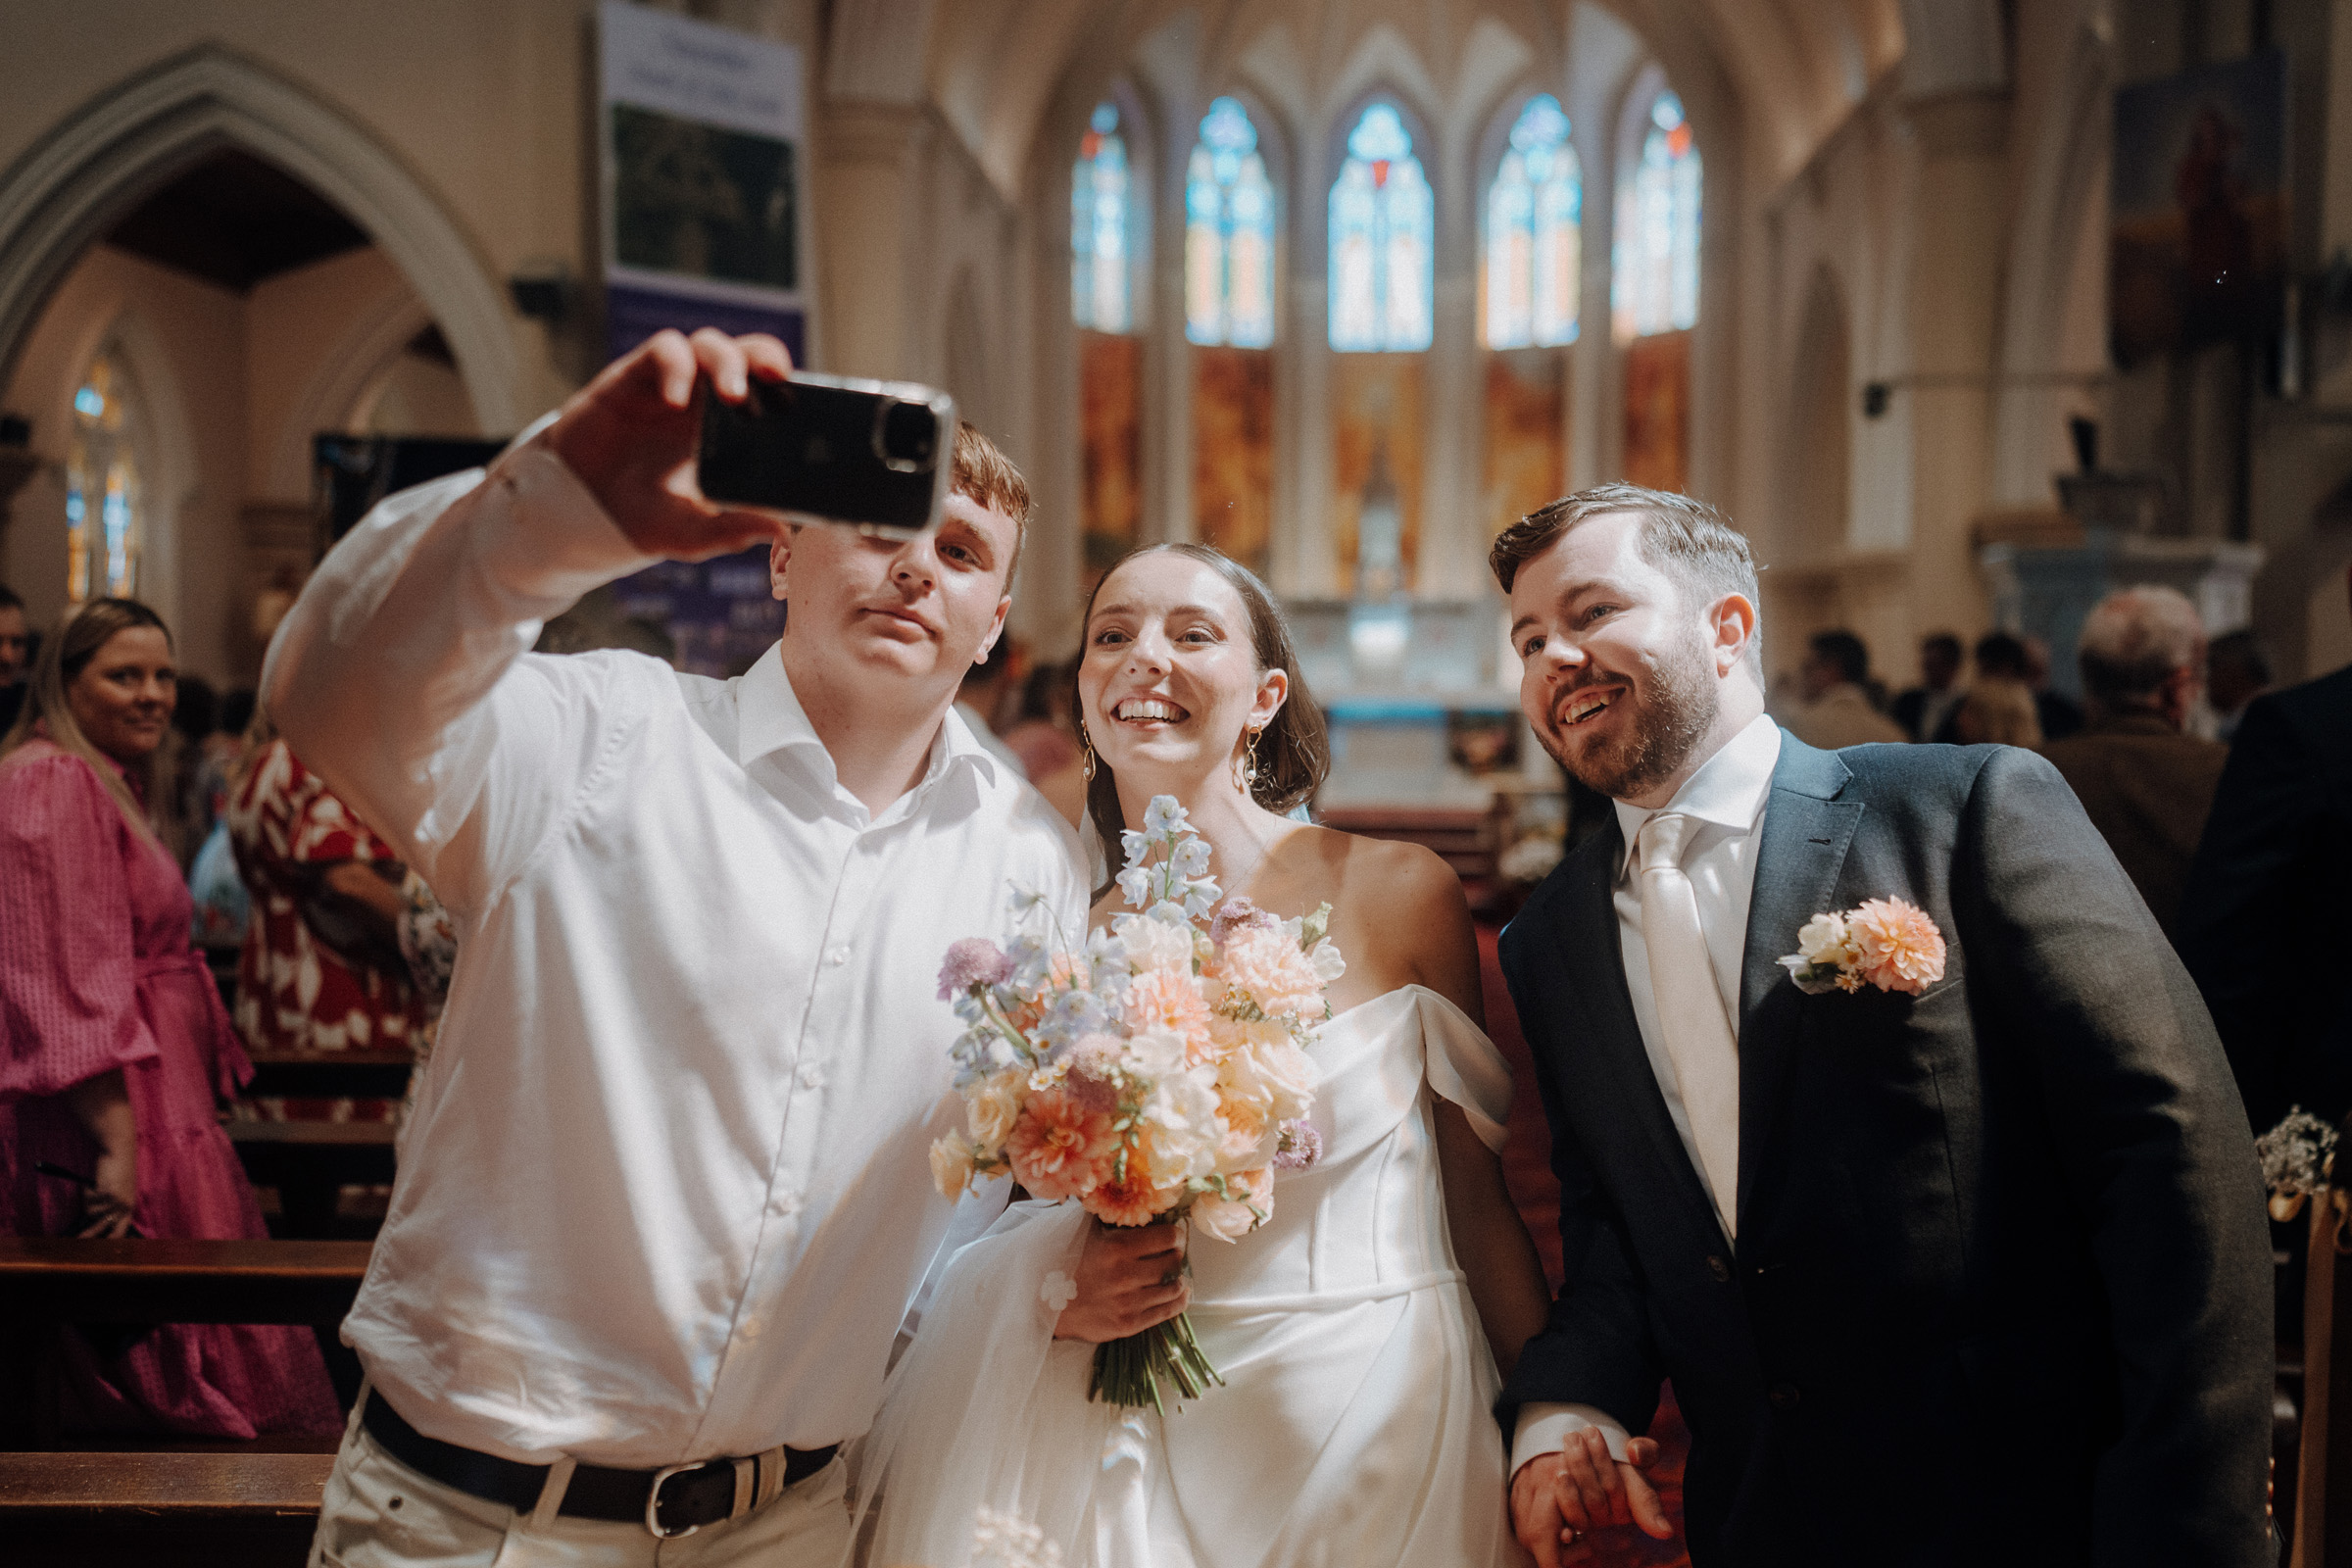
[823,0,1960,201]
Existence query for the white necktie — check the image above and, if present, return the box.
[1636,811,1740,1240]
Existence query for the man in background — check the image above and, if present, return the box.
[1784,629,1905,750]
[1951,631,2043,749]
[0,583,28,733]
[2206,629,2271,743]
[1889,631,1964,742]
[2042,586,2227,940]
[2181,563,2352,1136]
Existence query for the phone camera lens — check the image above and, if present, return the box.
[881,403,937,468]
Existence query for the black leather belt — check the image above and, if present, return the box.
[361,1390,838,1539]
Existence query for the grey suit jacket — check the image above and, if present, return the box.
[1497,734,2273,1567]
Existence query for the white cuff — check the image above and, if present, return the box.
[1510,1402,1632,1478]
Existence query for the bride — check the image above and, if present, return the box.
[856,543,1551,1567]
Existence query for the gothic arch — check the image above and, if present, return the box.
[0,44,521,436]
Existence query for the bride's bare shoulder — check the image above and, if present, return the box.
[1322,826,1466,916]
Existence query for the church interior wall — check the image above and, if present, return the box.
[2,0,2349,723]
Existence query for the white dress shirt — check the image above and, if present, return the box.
[1512,713,1783,1475]
[265,435,1087,1467]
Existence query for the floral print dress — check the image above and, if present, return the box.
[227,739,425,1120]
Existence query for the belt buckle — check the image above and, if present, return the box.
[645,1460,709,1540]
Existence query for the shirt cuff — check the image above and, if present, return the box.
[471,416,660,611]
[1511,1402,1633,1477]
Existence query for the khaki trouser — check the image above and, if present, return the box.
[307,1410,853,1568]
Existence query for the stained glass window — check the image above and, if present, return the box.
[66,353,141,605]
[1328,103,1434,352]
[1186,97,1276,348]
[1612,91,1702,338]
[1484,95,1582,349]
[1072,102,1132,333]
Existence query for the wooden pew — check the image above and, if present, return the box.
[1,1449,335,1567]
[0,1236,371,1449]
[240,1047,415,1102]
[226,1119,400,1238]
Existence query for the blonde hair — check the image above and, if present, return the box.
[0,597,175,844]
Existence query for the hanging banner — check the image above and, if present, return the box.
[597,1,807,676]
[599,0,810,368]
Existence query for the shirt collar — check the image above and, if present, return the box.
[1613,711,1784,875]
[734,641,1000,793]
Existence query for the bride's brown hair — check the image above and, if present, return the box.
[1072,543,1329,895]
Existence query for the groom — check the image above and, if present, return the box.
[1493,485,2272,1567]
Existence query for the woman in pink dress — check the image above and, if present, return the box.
[0,597,338,1439]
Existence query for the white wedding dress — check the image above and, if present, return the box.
[855,985,1527,1568]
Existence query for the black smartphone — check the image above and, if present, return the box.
[698,372,957,537]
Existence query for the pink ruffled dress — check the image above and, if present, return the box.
[0,737,339,1438]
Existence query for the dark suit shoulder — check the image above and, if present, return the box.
[1810,734,2010,803]
[2250,664,2352,765]
[1499,826,1614,962]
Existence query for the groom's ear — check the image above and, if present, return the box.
[1707,591,1761,678]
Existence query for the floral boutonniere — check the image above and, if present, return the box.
[1778,898,1947,996]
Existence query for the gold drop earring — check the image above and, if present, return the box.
[1240,725,1262,792]
[1080,724,1098,783]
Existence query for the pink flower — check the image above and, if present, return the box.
[1192,1170,1270,1243]
[1125,970,1216,1060]
[1273,1119,1321,1171]
[1209,896,1278,947]
[1219,925,1326,1019]
[1843,898,1946,996]
[937,938,1014,1000]
[1007,1091,1116,1200]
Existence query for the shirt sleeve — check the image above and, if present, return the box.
[0,755,164,1100]
[261,420,658,914]
[1510,1402,1633,1475]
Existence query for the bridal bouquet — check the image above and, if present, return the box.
[931,795,1343,1410]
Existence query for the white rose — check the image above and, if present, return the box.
[1190,1186,1266,1243]
[1794,911,1853,966]
[1250,1038,1318,1123]
[1139,1066,1223,1185]
[1120,914,1197,977]
[1125,1025,1190,1079]
[930,1131,976,1200]
[1306,940,1347,986]
[966,1071,1022,1153]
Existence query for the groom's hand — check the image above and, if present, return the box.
[1053,1220,1190,1343]
[545,326,794,562]
[1511,1431,1672,1566]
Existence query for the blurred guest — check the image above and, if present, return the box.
[227,711,428,1077]
[168,673,218,866]
[2206,629,2271,743]
[1952,631,2044,749]
[0,582,27,733]
[2041,586,2226,938]
[2180,564,2352,1134]
[2023,634,2085,742]
[1890,631,1965,742]
[0,598,337,1438]
[1001,655,1087,827]
[953,634,1027,778]
[1784,629,1905,750]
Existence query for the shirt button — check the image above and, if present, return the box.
[1768,1382,1801,1411]
[774,1186,803,1217]
[1705,1255,1731,1283]
[738,1315,762,1341]
[798,1063,826,1090]
[826,947,850,967]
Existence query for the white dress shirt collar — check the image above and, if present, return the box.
[1612,711,1784,873]
[737,642,1000,820]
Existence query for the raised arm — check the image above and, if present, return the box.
[263,330,791,909]
[1964,746,2273,1568]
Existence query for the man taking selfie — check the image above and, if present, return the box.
[268,330,1170,1566]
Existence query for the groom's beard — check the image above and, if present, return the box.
[1545,634,1718,801]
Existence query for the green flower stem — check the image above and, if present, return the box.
[1087,1311,1224,1411]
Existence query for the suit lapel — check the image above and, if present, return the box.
[1549,817,1726,1241]
[1735,736,1862,1230]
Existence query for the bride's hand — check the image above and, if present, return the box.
[1052,1220,1190,1343]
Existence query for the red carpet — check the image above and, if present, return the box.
[1481,919,1694,1565]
